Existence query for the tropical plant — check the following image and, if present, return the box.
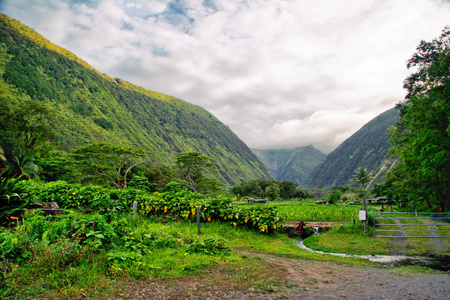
[0,172,29,222]
[5,151,38,180]
[351,167,373,232]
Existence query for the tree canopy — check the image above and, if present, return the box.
[72,142,149,189]
[174,152,219,193]
[388,27,450,211]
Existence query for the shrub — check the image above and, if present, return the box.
[186,236,231,255]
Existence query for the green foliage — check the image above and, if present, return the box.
[328,190,341,204]
[175,152,219,193]
[232,179,311,200]
[332,185,358,193]
[351,167,374,193]
[36,147,77,182]
[388,27,450,211]
[0,173,30,221]
[21,181,282,234]
[265,184,280,200]
[71,142,149,189]
[186,236,231,255]
[134,164,176,190]
[351,167,373,232]
[0,212,117,264]
[128,175,157,192]
[0,100,53,175]
[137,191,282,233]
[277,204,359,222]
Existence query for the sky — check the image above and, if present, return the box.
[1,0,449,153]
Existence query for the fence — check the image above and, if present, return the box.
[373,212,450,238]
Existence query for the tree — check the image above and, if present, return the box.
[279,180,299,200]
[265,184,280,200]
[174,152,218,193]
[72,143,149,189]
[388,27,450,211]
[328,190,341,204]
[352,167,373,233]
[0,100,53,173]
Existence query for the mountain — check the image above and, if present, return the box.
[0,13,272,185]
[305,107,400,189]
[251,146,326,186]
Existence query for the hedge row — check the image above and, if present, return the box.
[23,181,282,233]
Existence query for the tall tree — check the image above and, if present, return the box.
[175,152,218,193]
[72,143,149,189]
[352,167,373,233]
[388,27,450,211]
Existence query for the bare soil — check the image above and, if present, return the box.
[113,250,449,300]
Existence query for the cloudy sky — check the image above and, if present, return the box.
[1,0,449,153]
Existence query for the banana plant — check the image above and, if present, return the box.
[0,172,29,221]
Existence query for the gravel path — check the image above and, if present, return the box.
[236,250,450,300]
[386,219,410,255]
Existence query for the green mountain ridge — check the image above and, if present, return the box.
[0,13,272,186]
[305,107,401,189]
[251,146,326,187]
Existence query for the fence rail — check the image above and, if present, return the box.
[373,212,450,238]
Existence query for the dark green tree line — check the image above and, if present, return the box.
[388,27,450,211]
[232,179,311,200]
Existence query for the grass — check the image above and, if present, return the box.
[371,212,450,255]
[267,201,361,223]
[303,225,391,255]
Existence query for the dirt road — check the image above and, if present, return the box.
[122,250,449,300]
[238,251,450,300]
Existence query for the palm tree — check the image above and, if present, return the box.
[352,167,374,233]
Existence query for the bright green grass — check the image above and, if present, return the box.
[304,232,391,255]
[268,203,361,222]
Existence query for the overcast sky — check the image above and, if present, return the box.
[1,0,449,153]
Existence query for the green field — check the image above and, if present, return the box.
[276,203,361,223]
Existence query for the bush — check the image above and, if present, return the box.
[328,190,341,204]
[186,236,231,255]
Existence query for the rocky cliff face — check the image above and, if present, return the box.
[252,146,326,187]
[305,107,400,189]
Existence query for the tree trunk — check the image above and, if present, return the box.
[363,197,369,233]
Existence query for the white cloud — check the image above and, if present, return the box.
[1,0,450,153]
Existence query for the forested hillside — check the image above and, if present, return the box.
[251,146,325,187]
[0,13,271,185]
[305,107,400,189]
